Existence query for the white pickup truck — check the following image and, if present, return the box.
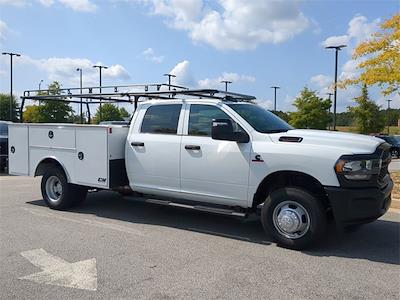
[8,90,393,249]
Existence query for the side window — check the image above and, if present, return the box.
[141,104,182,134]
[188,104,244,137]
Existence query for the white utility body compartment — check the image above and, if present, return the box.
[8,123,129,189]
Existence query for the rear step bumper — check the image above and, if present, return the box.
[144,198,247,217]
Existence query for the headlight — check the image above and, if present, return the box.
[335,158,381,180]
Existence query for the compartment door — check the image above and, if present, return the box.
[75,127,109,188]
[8,125,29,175]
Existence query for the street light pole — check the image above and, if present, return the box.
[2,52,21,121]
[270,86,280,112]
[93,65,108,122]
[386,99,392,135]
[326,92,333,130]
[163,73,176,90]
[38,79,43,91]
[76,68,83,124]
[221,80,232,92]
[325,44,346,131]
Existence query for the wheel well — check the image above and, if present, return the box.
[35,158,69,181]
[253,171,330,210]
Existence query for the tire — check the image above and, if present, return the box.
[261,187,327,250]
[41,167,87,210]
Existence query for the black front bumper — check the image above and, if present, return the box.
[324,179,393,226]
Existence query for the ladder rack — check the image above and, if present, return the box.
[20,82,256,123]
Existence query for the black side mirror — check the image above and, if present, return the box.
[212,119,249,143]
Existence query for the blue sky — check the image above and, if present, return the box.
[0,0,398,115]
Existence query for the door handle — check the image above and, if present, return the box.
[131,142,145,147]
[185,145,201,150]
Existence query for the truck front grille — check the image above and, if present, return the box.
[378,148,391,186]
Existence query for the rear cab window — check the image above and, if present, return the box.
[141,104,182,134]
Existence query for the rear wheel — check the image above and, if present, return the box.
[41,167,87,210]
[261,187,327,250]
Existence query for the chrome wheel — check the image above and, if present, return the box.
[45,175,63,203]
[272,201,310,239]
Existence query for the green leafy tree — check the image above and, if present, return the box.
[289,87,331,129]
[93,103,127,124]
[39,82,74,122]
[119,107,130,119]
[22,82,74,123]
[348,84,385,134]
[0,93,19,121]
[272,110,290,123]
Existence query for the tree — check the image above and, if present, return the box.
[348,84,385,134]
[342,14,400,96]
[0,93,19,122]
[272,110,290,123]
[23,105,42,123]
[119,107,129,119]
[23,82,74,123]
[93,104,128,124]
[289,87,331,129]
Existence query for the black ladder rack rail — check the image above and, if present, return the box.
[20,82,256,122]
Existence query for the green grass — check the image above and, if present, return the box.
[336,126,400,135]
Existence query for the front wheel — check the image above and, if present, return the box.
[41,168,87,210]
[261,187,327,250]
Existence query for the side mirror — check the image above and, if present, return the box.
[211,119,249,143]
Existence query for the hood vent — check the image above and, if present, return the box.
[279,136,303,143]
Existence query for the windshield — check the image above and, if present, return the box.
[227,103,293,133]
[383,136,400,144]
[0,123,8,136]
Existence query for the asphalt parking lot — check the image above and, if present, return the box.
[0,175,399,299]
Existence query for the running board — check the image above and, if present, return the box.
[145,198,247,217]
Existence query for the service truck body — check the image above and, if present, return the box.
[8,97,393,249]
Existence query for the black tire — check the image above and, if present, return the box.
[41,167,87,210]
[261,187,327,250]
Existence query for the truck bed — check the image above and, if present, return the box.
[8,123,129,189]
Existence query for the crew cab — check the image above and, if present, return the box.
[8,92,393,249]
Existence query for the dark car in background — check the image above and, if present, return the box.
[376,135,400,158]
[0,121,10,171]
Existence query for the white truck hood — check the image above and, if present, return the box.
[269,129,383,155]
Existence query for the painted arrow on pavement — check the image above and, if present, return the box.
[19,248,97,291]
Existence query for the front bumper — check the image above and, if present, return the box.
[324,179,393,226]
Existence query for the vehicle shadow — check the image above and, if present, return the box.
[27,190,400,265]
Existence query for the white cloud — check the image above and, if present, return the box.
[168,60,195,87]
[142,47,164,63]
[314,15,385,111]
[198,72,256,89]
[58,0,97,12]
[322,15,380,48]
[142,0,309,50]
[0,0,28,7]
[322,35,349,48]
[0,19,8,41]
[0,0,97,12]
[310,74,332,88]
[103,64,130,79]
[38,0,54,7]
[15,56,130,86]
